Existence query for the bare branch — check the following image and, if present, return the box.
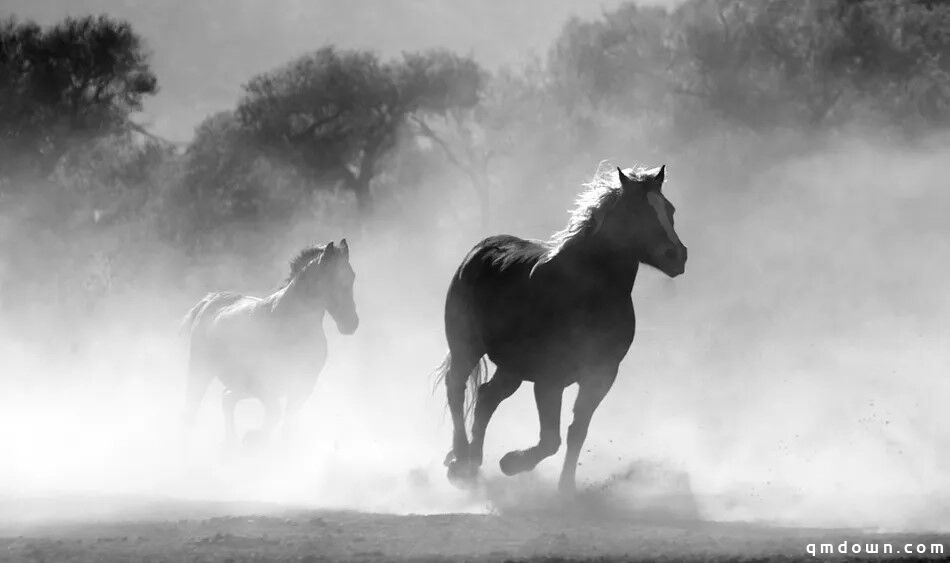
[411,115,467,172]
[126,121,186,148]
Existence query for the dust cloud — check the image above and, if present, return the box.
[1,126,948,534]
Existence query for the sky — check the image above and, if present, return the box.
[2,0,676,142]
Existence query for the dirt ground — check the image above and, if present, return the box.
[1,497,947,562]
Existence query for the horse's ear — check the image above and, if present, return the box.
[339,238,349,259]
[617,167,634,187]
[644,165,665,192]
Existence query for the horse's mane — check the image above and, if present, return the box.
[542,160,652,263]
[284,244,326,285]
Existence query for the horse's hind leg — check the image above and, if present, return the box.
[442,285,485,485]
[499,381,563,476]
[444,351,480,483]
[468,369,521,467]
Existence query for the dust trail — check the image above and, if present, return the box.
[1,131,948,534]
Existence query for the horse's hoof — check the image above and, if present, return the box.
[499,451,525,476]
[558,479,577,498]
[446,459,479,488]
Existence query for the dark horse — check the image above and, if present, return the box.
[436,164,686,493]
[181,240,358,444]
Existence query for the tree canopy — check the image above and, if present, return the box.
[5,3,950,329]
[234,46,483,213]
[0,15,158,183]
[547,0,950,131]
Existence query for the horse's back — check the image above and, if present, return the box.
[187,288,327,383]
[449,235,545,309]
[447,235,635,378]
[453,235,546,285]
[183,291,258,335]
[446,236,544,366]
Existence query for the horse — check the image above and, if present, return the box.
[435,163,686,494]
[180,239,358,445]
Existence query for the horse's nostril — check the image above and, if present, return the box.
[664,248,678,260]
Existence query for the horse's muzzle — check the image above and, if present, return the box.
[336,316,359,335]
[660,245,687,278]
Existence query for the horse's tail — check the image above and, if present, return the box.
[179,292,242,337]
[432,352,489,424]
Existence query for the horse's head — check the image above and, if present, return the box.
[298,239,359,334]
[609,165,687,278]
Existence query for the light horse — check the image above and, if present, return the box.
[435,164,686,493]
[181,240,358,445]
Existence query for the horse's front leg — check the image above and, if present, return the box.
[499,381,562,476]
[558,375,615,494]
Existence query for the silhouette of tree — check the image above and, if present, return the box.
[236,46,483,214]
[547,0,950,131]
[0,15,158,184]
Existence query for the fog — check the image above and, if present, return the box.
[1,0,949,545]
[1,127,948,533]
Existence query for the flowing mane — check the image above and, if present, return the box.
[284,244,326,285]
[543,161,654,262]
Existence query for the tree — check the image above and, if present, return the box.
[668,0,950,129]
[410,107,494,229]
[547,4,674,115]
[236,46,483,214]
[0,15,158,183]
[172,110,317,251]
[409,62,568,230]
[179,112,254,230]
[543,0,950,133]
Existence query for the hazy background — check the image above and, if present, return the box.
[1,0,949,533]
[3,0,675,141]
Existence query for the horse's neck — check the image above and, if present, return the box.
[550,235,640,294]
[266,282,327,324]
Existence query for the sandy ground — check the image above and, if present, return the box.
[1,497,947,562]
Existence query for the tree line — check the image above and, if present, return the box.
[1,0,949,325]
